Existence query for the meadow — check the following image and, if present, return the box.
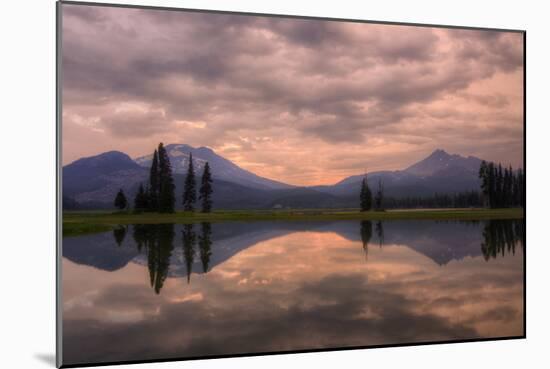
[62,208,524,237]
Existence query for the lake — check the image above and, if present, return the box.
[62,219,524,365]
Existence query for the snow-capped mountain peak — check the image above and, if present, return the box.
[133,143,292,190]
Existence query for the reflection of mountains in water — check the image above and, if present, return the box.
[63,222,299,274]
[64,219,523,281]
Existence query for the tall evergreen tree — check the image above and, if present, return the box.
[143,185,151,211]
[148,149,159,211]
[133,183,147,212]
[488,162,496,208]
[359,176,372,212]
[182,153,197,211]
[504,166,513,207]
[479,160,489,207]
[114,189,128,210]
[157,143,176,213]
[199,161,213,213]
[496,164,504,207]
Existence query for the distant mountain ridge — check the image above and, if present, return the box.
[63,151,148,204]
[63,146,485,209]
[404,149,482,177]
[315,149,483,198]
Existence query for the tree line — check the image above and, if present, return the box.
[479,161,524,208]
[113,143,214,213]
[382,191,483,209]
[359,176,483,210]
[113,148,524,213]
[358,160,525,211]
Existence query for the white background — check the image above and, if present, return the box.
[1,0,548,368]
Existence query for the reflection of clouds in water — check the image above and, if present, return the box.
[63,228,523,365]
[64,273,478,364]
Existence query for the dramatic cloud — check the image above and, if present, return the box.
[61,4,524,185]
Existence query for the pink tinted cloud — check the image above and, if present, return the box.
[61,4,524,185]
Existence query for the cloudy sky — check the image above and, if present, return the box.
[61,4,524,186]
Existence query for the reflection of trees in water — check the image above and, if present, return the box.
[359,220,384,261]
[481,220,524,261]
[359,219,524,264]
[132,224,151,253]
[130,223,214,292]
[360,221,372,260]
[198,222,212,273]
[132,224,175,294]
[182,224,197,284]
[375,221,384,247]
[113,225,127,247]
[149,224,175,294]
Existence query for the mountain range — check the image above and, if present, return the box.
[63,145,483,210]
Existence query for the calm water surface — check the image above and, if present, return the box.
[62,219,524,365]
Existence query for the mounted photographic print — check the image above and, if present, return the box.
[57,1,525,367]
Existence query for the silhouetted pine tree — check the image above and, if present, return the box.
[134,183,147,212]
[157,143,176,213]
[114,189,128,210]
[359,176,372,212]
[182,153,197,211]
[199,161,213,213]
[488,162,496,208]
[501,167,510,207]
[496,164,504,207]
[148,149,159,211]
[479,160,489,207]
[504,166,513,207]
[143,185,151,211]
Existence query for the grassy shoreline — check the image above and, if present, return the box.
[63,208,524,237]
